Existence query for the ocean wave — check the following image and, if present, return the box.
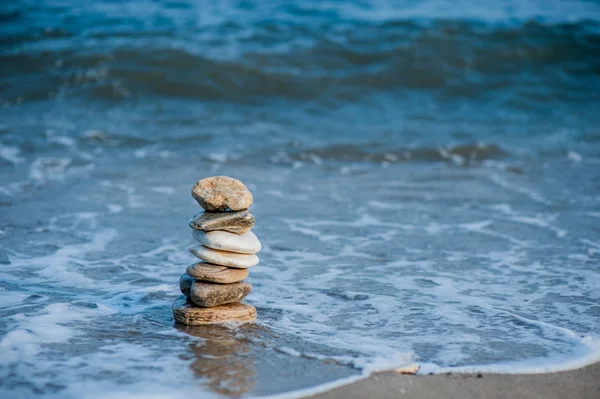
[2,19,599,104]
[272,143,508,165]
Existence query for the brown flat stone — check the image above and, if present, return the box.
[190,280,252,307]
[173,296,257,325]
[191,176,253,212]
[187,262,249,284]
[179,273,194,297]
[189,210,255,234]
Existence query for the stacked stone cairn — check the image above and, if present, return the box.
[173,176,260,325]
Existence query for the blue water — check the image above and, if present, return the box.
[1,1,600,398]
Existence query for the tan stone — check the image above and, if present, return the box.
[187,262,249,284]
[189,210,255,234]
[173,296,257,325]
[179,273,194,297]
[191,176,253,212]
[190,280,252,307]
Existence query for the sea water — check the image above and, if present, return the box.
[1,0,600,397]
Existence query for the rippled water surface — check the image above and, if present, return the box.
[1,0,600,398]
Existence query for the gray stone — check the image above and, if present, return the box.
[190,280,252,307]
[189,210,255,234]
[179,273,195,297]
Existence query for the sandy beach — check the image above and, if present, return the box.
[308,362,600,399]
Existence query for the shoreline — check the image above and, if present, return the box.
[302,361,600,399]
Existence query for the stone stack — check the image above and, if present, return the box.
[173,176,260,325]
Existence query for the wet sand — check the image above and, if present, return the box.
[308,362,600,399]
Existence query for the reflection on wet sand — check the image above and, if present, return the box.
[177,322,268,397]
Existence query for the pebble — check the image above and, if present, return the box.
[190,280,252,307]
[189,246,259,269]
[173,296,257,325]
[186,262,249,284]
[192,230,261,254]
[192,176,253,212]
[189,210,255,234]
[179,273,194,297]
[395,364,420,375]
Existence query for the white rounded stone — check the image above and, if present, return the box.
[189,246,259,269]
[192,230,261,254]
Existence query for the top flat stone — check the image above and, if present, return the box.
[189,210,255,234]
[192,176,253,212]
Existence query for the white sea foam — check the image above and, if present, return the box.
[0,142,25,164]
[341,0,600,24]
[29,157,72,182]
[567,151,583,162]
[151,186,175,194]
[488,173,552,205]
[46,130,77,148]
[0,302,117,365]
[8,222,118,287]
[107,204,123,213]
[420,334,600,375]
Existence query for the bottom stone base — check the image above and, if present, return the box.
[173,296,257,325]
